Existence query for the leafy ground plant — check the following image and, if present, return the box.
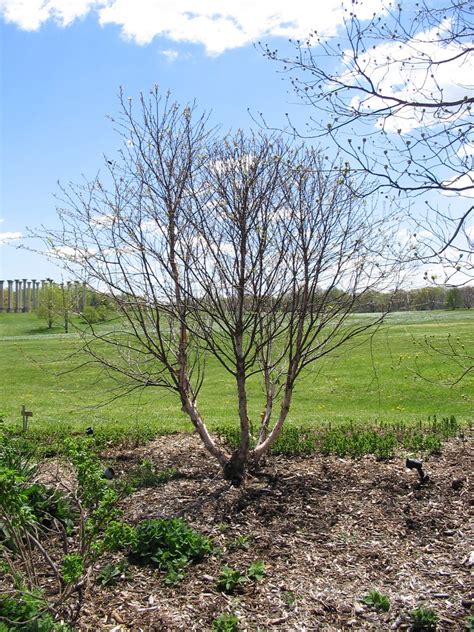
[128,518,212,583]
[247,560,266,582]
[96,560,130,586]
[362,590,390,612]
[0,591,72,631]
[228,535,250,550]
[216,566,246,594]
[410,607,439,631]
[212,613,239,631]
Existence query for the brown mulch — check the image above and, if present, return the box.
[65,433,472,631]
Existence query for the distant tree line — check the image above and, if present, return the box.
[34,283,115,331]
[6,282,472,322]
[353,286,473,313]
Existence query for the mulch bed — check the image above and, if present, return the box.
[9,432,471,630]
[63,433,472,631]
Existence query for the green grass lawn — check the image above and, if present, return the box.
[0,310,472,442]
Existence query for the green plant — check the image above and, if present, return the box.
[247,560,266,582]
[282,591,296,606]
[96,560,130,586]
[228,534,250,550]
[271,426,316,456]
[128,460,179,489]
[422,435,442,454]
[0,437,125,628]
[212,613,240,631]
[465,615,474,632]
[61,553,84,584]
[409,607,439,631]
[129,518,212,582]
[0,590,72,631]
[362,590,390,612]
[81,305,113,325]
[216,566,246,594]
[0,434,37,480]
[24,483,75,531]
[102,520,138,552]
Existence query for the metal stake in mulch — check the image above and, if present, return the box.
[406,458,429,483]
[21,405,33,432]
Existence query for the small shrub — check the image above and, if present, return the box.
[61,553,84,584]
[410,607,438,631]
[374,433,397,460]
[216,566,246,594]
[247,560,266,582]
[81,306,109,324]
[129,518,212,582]
[219,425,317,456]
[96,560,130,586]
[24,483,74,531]
[212,613,239,631]
[0,591,71,631]
[271,426,316,456]
[103,520,138,552]
[0,434,36,480]
[0,437,125,628]
[422,435,442,454]
[362,590,390,612]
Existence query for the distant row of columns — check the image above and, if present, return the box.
[0,279,87,313]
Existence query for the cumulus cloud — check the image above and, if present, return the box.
[346,20,474,134]
[0,0,386,55]
[0,0,105,30]
[0,231,22,244]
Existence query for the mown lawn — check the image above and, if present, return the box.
[0,310,472,442]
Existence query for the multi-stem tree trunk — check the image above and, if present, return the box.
[38,88,402,485]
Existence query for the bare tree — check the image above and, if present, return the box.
[261,0,473,278]
[38,88,401,484]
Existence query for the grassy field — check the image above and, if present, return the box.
[0,310,472,442]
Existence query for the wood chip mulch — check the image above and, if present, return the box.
[32,434,474,630]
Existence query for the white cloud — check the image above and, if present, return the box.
[161,49,179,62]
[396,228,433,248]
[0,0,386,55]
[90,212,116,227]
[47,244,96,261]
[0,0,105,30]
[346,19,474,134]
[458,142,474,158]
[0,231,22,244]
[441,171,474,197]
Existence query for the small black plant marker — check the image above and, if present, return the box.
[406,458,429,483]
[103,467,115,480]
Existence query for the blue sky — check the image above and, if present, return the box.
[0,11,298,279]
[0,1,472,283]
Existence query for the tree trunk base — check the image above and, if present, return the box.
[223,450,246,487]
